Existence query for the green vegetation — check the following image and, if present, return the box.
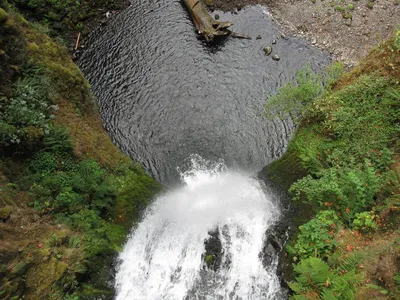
[264,29,400,299]
[0,2,161,299]
[265,63,343,122]
[290,255,363,299]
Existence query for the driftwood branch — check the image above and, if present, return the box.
[182,0,251,42]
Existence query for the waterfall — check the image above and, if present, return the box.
[115,156,285,299]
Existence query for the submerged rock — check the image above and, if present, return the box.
[263,46,272,56]
[272,55,280,61]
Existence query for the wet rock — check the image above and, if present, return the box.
[263,46,272,56]
[260,221,290,289]
[256,35,262,40]
[203,228,223,271]
[272,55,280,61]
[260,222,288,267]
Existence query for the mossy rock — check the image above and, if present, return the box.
[260,146,307,191]
[0,7,8,23]
[204,254,214,267]
[0,205,12,221]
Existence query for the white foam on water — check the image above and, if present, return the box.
[115,155,283,300]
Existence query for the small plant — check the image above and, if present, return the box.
[352,211,378,233]
[29,151,58,174]
[0,76,56,147]
[287,210,339,260]
[43,126,73,153]
[347,3,354,10]
[334,5,345,12]
[68,235,81,248]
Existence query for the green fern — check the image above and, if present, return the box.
[290,256,364,300]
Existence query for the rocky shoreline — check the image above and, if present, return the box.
[208,0,400,64]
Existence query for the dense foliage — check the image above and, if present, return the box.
[266,32,400,299]
[0,3,161,299]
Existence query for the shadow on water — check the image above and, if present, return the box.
[79,1,330,185]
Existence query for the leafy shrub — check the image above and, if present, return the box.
[287,210,339,260]
[265,63,343,121]
[0,76,57,147]
[29,159,116,214]
[29,151,58,174]
[352,211,378,233]
[43,126,73,153]
[290,159,380,219]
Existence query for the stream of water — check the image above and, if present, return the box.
[115,155,285,299]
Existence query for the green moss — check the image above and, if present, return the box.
[342,12,352,19]
[26,258,67,294]
[261,144,307,191]
[27,42,39,52]
[0,7,8,23]
[347,3,354,10]
[205,254,214,267]
[367,1,374,9]
[334,5,345,12]
[0,205,12,220]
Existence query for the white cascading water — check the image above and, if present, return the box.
[115,156,284,300]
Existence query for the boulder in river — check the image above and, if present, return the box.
[272,55,280,61]
[263,46,272,56]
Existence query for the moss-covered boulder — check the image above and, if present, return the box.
[260,146,306,191]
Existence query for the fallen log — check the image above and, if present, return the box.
[182,0,251,42]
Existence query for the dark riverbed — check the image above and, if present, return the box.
[79,1,330,184]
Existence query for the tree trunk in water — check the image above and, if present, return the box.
[182,0,233,42]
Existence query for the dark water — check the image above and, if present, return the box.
[79,1,330,184]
